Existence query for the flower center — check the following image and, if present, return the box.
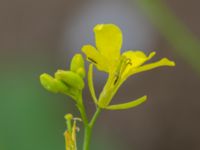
[113,56,132,85]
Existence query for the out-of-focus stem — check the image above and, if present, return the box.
[135,0,200,72]
[76,94,88,126]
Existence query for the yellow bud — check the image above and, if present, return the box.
[55,70,84,90]
[70,54,85,78]
[40,73,69,93]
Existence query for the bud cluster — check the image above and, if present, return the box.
[40,54,85,101]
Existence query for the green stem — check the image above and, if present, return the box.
[76,92,102,150]
[89,108,101,128]
[76,93,88,126]
[83,125,92,150]
[83,108,101,150]
[77,102,88,126]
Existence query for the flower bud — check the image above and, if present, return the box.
[64,113,73,134]
[64,113,73,121]
[40,73,69,93]
[55,70,84,90]
[76,68,85,79]
[70,54,86,78]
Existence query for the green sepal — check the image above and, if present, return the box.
[104,95,147,110]
[40,73,69,93]
[88,64,98,104]
[70,53,86,78]
[55,70,85,90]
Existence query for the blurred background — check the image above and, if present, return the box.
[0,0,200,150]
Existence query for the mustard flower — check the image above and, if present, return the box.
[82,24,175,110]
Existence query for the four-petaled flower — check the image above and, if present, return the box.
[82,24,175,110]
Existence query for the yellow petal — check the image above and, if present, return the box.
[94,24,122,62]
[82,44,109,72]
[131,58,175,75]
[122,50,156,68]
[122,51,156,78]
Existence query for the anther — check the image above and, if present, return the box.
[114,75,119,85]
[125,58,132,66]
[87,57,97,64]
[112,57,132,86]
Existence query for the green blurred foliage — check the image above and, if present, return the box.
[136,0,200,73]
[0,64,66,150]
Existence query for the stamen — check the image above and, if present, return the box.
[73,117,82,122]
[125,58,132,66]
[76,127,80,132]
[114,75,119,85]
[88,57,97,64]
[119,57,132,75]
[112,57,132,85]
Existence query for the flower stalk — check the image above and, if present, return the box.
[83,108,101,150]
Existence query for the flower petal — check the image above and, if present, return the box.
[94,24,122,62]
[121,51,156,78]
[131,58,175,75]
[122,50,156,68]
[82,44,109,72]
[105,95,147,110]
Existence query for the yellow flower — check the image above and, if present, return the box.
[82,24,175,110]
